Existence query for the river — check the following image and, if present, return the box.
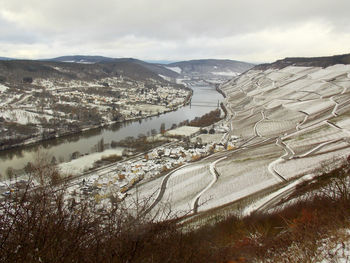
[0,83,223,176]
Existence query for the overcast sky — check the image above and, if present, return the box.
[0,0,349,63]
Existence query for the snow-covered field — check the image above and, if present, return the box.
[165,126,200,137]
[131,104,167,114]
[0,109,52,124]
[212,71,239,77]
[256,119,297,137]
[152,164,212,217]
[275,144,350,180]
[165,66,182,74]
[59,149,124,175]
[191,134,223,144]
[124,175,164,211]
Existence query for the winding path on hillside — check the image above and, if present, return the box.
[142,163,193,216]
[267,137,288,182]
[191,156,227,213]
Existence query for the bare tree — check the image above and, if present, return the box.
[160,123,166,134]
[151,128,157,140]
[97,138,105,152]
[25,148,62,186]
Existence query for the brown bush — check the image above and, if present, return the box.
[118,174,126,180]
[100,154,123,163]
[189,108,222,127]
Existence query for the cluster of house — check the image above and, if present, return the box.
[36,77,191,122]
[117,86,190,119]
[72,142,223,202]
[69,122,244,203]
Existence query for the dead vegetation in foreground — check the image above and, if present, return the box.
[1,158,350,262]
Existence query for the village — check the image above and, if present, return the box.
[64,121,240,206]
[0,76,191,149]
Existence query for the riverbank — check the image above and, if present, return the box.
[215,84,227,98]
[0,90,193,152]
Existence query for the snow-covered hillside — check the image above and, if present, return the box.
[165,59,254,82]
[215,64,350,209]
[126,63,350,218]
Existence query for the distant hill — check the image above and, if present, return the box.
[145,60,178,64]
[0,56,256,84]
[255,53,350,70]
[0,59,175,84]
[165,59,255,80]
[0,57,14,61]
[45,56,256,80]
[46,55,180,80]
[45,55,116,63]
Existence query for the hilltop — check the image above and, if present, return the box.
[0,55,254,83]
[255,53,350,70]
[0,59,172,83]
[166,59,254,81]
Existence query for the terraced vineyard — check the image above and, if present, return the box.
[126,62,350,219]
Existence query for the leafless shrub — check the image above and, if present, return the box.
[24,148,62,186]
[2,153,350,262]
[0,154,187,263]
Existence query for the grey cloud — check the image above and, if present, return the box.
[0,0,349,61]
[0,15,40,44]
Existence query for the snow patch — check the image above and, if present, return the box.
[165,126,200,137]
[59,149,123,175]
[158,74,172,82]
[212,71,239,77]
[242,173,317,217]
[0,109,52,125]
[0,84,9,93]
[165,66,182,74]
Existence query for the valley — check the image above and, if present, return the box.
[2,55,350,223]
[2,1,350,261]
